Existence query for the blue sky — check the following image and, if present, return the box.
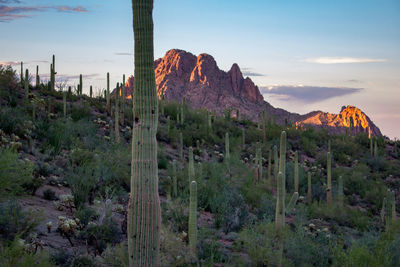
[1,0,399,138]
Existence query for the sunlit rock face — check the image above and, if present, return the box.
[122,49,382,136]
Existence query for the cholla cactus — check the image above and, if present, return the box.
[46,221,52,233]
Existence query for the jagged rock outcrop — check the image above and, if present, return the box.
[297,106,382,137]
[123,49,382,136]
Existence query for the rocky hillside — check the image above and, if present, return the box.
[124,49,382,136]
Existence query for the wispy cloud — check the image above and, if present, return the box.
[0,60,20,66]
[0,4,88,22]
[114,52,132,56]
[305,57,387,64]
[40,73,101,82]
[261,85,363,103]
[241,68,265,77]
[0,1,22,3]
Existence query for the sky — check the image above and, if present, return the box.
[0,0,399,138]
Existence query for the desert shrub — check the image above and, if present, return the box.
[70,103,91,122]
[198,227,225,265]
[103,242,129,267]
[43,189,57,201]
[0,200,42,241]
[162,198,188,233]
[0,65,19,94]
[160,225,190,266]
[70,255,96,267]
[0,149,34,199]
[0,107,31,137]
[0,238,53,267]
[300,135,318,157]
[67,164,97,209]
[50,249,72,267]
[257,194,277,221]
[75,207,98,226]
[235,222,283,266]
[307,202,370,231]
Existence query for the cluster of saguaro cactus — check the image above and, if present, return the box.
[327,152,332,204]
[294,151,299,193]
[225,132,230,160]
[128,0,161,265]
[189,181,198,257]
[115,83,120,144]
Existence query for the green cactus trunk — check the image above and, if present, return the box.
[294,151,299,193]
[338,175,344,207]
[24,69,29,98]
[52,55,56,91]
[307,172,312,204]
[189,181,198,257]
[63,91,66,118]
[267,149,272,190]
[273,145,278,184]
[36,65,40,88]
[180,106,184,124]
[20,62,23,86]
[179,132,184,163]
[107,72,110,114]
[275,131,287,229]
[90,86,93,98]
[128,1,161,265]
[225,132,230,160]
[115,84,120,144]
[328,139,331,153]
[172,159,177,198]
[188,146,195,183]
[121,74,125,125]
[327,152,332,205]
[79,74,83,96]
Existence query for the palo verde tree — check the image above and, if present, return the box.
[128,0,161,266]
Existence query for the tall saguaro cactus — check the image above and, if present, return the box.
[128,1,161,265]
[24,69,29,98]
[51,55,56,91]
[106,72,110,114]
[188,146,195,183]
[115,83,120,144]
[294,151,299,193]
[189,181,198,257]
[327,152,332,204]
[275,131,287,229]
[36,65,40,88]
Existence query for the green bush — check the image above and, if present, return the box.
[0,149,34,199]
[0,200,42,241]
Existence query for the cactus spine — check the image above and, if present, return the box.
[327,152,332,204]
[128,0,161,265]
[189,146,195,183]
[115,84,120,144]
[24,69,29,98]
[307,172,312,204]
[225,132,230,160]
[36,65,40,88]
[189,181,198,257]
[338,175,344,207]
[294,151,299,193]
[106,72,110,114]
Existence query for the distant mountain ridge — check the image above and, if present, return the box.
[123,49,382,136]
